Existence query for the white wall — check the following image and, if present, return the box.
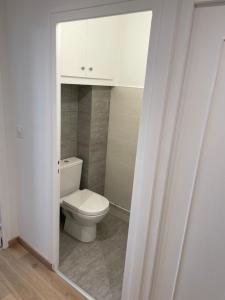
[4,0,64,260]
[105,87,143,211]
[3,0,154,263]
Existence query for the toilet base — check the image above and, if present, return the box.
[64,214,96,242]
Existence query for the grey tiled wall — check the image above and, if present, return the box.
[105,87,143,211]
[78,86,92,189]
[78,86,111,195]
[61,84,79,160]
[61,84,111,195]
[89,87,111,194]
[61,84,141,206]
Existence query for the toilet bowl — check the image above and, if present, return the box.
[61,189,109,242]
[60,157,109,242]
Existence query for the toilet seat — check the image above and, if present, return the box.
[61,189,109,217]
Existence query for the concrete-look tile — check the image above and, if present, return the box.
[78,132,91,147]
[105,157,135,183]
[80,161,89,189]
[59,214,128,300]
[78,111,91,130]
[61,111,78,138]
[91,110,110,124]
[78,143,89,163]
[110,86,143,116]
[81,159,89,174]
[61,100,78,112]
[80,173,89,189]
[61,84,79,112]
[92,86,111,99]
[104,86,142,211]
[61,84,73,98]
[107,135,138,154]
[90,128,108,145]
[71,84,79,98]
[92,97,110,115]
[61,135,77,148]
[78,85,92,113]
[104,177,133,211]
[106,138,137,168]
[108,115,140,145]
[61,138,78,160]
[91,107,109,136]
[89,143,107,163]
[92,86,111,110]
[105,160,134,211]
[61,110,78,121]
[89,183,105,195]
[78,112,91,145]
[88,160,106,188]
[90,116,109,144]
[61,84,79,160]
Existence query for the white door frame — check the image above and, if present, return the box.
[0,1,10,250]
[49,0,187,299]
[0,72,10,249]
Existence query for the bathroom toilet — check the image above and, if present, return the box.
[60,157,109,242]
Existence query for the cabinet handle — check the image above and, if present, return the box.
[81,66,85,71]
[89,67,93,71]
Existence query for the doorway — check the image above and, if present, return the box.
[55,11,152,300]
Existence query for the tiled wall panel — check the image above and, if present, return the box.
[78,86,111,194]
[61,84,79,159]
[104,87,143,210]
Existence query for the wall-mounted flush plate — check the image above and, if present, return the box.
[16,126,24,139]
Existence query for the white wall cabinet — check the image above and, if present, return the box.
[60,20,87,79]
[60,17,118,85]
[59,12,152,87]
[86,17,118,80]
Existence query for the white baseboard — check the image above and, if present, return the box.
[109,203,130,223]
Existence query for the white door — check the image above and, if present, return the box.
[153,5,225,300]
[175,38,225,300]
[60,20,87,78]
[86,16,118,80]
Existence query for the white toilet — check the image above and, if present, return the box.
[60,157,109,242]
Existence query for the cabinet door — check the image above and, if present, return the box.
[118,12,152,87]
[60,21,87,78]
[86,17,118,80]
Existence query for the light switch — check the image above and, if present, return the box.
[16,126,24,139]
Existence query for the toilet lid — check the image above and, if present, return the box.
[62,189,109,216]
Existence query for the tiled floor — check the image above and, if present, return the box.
[59,214,129,300]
